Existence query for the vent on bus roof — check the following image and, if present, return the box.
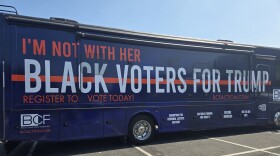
[217,39,234,43]
[0,5,18,15]
[50,17,78,24]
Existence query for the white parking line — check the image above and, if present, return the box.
[200,135,280,156]
[223,149,259,156]
[132,145,153,156]
[262,145,280,151]
[27,141,38,156]
[209,137,256,150]
[223,145,280,156]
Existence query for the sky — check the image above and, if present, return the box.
[2,0,280,48]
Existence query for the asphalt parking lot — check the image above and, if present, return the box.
[6,126,280,156]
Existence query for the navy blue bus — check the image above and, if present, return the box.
[0,11,280,145]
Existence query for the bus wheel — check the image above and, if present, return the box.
[128,115,155,144]
[274,111,280,128]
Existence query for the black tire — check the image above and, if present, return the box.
[274,111,280,128]
[128,115,156,144]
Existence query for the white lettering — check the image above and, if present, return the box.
[193,68,201,93]
[25,59,41,93]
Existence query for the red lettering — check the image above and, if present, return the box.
[23,95,28,103]
[100,46,107,59]
[63,42,71,57]
[96,46,100,59]
[52,41,61,56]
[134,49,141,62]
[128,48,133,62]
[120,48,127,61]
[72,43,79,58]
[108,47,115,60]
[22,38,26,54]
[84,44,95,59]
[33,39,46,55]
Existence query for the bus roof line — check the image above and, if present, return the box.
[77,32,254,53]
[5,14,256,52]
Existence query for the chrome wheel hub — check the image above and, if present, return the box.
[133,120,151,141]
[274,112,280,127]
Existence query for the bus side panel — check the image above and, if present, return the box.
[9,24,78,141]
[60,109,103,140]
[221,104,256,127]
[9,110,59,141]
[190,105,222,129]
[103,109,125,137]
[160,106,188,132]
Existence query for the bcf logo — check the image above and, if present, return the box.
[21,114,50,127]
[273,89,280,101]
